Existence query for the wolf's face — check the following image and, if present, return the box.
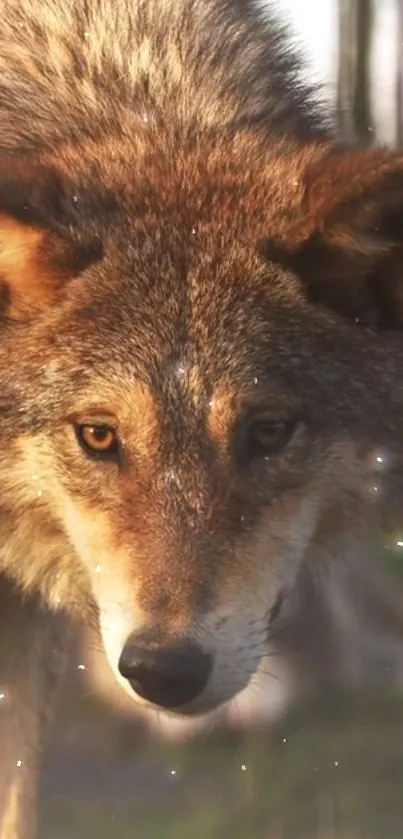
[1,136,403,715]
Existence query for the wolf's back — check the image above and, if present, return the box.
[0,0,326,153]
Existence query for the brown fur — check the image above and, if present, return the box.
[1,1,403,837]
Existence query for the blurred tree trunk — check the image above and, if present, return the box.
[397,0,403,146]
[337,0,374,143]
[337,0,357,140]
[354,0,374,139]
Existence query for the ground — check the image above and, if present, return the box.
[39,678,403,839]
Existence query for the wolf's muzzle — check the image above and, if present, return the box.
[118,631,213,708]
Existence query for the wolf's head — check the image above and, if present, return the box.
[1,135,403,715]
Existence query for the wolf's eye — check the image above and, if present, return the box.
[247,420,293,457]
[76,424,119,460]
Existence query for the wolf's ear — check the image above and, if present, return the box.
[0,157,103,319]
[263,148,403,329]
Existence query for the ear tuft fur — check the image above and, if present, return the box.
[0,155,103,319]
[262,147,403,329]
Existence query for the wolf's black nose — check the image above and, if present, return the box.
[118,635,212,708]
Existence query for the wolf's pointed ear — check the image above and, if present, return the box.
[262,147,403,329]
[0,157,103,319]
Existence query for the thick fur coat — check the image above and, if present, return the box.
[1,2,403,836]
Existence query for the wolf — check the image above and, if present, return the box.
[2,0,403,835]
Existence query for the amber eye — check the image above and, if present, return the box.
[76,424,119,460]
[247,420,293,457]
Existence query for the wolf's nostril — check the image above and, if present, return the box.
[118,636,212,708]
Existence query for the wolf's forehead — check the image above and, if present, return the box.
[69,271,273,380]
[58,359,235,433]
